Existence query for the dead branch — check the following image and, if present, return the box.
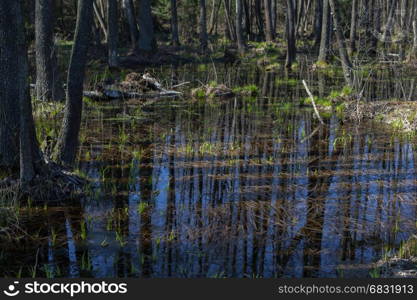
[302,80,325,125]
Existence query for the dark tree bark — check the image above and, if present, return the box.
[271,0,277,33]
[170,0,180,46]
[1,0,44,183]
[349,0,358,54]
[0,1,22,169]
[285,0,297,69]
[329,0,353,86]
[236,0,247,53]
[107,0,118,67]
[223,0,236,41]
[55,0,94,167]
[318,0,330,62]
[122,0,139,51]
[137,0,157,52]
[35,0,65,102]
[263,0,274,41]
[199,0,208,50]
[254,0,264,38]
[243,0,251,38]
[313,0,323,49]
[369,0,379,56]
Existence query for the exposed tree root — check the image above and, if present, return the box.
[0,160,86,205]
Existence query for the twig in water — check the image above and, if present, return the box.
[172,82,191,89]
[302,80,325,125]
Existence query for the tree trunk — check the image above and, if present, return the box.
[0,1,22,169]
[1,0,44,183]
[313,0,323,49]
[408,20,417,61]
[137,0,157,53]
[35,0,65,102]
[199,0,208,50]
[381,0,397,45]
[236,0,246,53]
[254,0,264,38]
[285,0,297,69]
[318,0,330,62]
[271,0,277,33]
[170,0,180,46]
[329,0,353,86]
[349,0,358,54]
[223,0,236,41]
[107,0,118,67]
[263,0,274,41]
[122,0,139,51]
[55,0,94,167]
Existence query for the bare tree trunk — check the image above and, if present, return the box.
[209,0,221,35]
[254,0,264,38]
[263,0,274,41]
[122,0,139,51]
[223,0,236,41]
[318,0,330,62]
[314,0,323,49]
[137,0,157,53]
[381,0,397,45]
[236,0,246,53]
[35,0,65,102]
[0,1,22,169]
[1,0,44,183]
[199,0,208,50]
[349,0,358,54]
[107,0,118,67]
[55,0,94,167]
[271,0,277,33]
[171,0,180,46]
[285,0,297,68]
[329,0,353,86]
[408,20,417,61]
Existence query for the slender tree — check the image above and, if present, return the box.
[313,0,323,49]
[122,0,139,51]
[107,0,118,67]
[137,0,157,52]
[35,0,65,102]
[349,0,358,54]
[236,0,247,53]
[55,0,94,166]
[199,0,208,50]
[409,19,417,61]
[285,0,297,69]
[329,0,353,86]
[264,0,275,41]
[318,0,330,63]
[171,0,180,46]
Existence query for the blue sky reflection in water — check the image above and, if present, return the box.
[2,63,417,278]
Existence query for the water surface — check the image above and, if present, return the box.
[1,62,417,278]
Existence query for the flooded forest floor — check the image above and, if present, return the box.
[2,55,417,278]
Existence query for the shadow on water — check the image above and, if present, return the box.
[1,61,417,278]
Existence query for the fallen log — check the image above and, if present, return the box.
[82,88,182,101]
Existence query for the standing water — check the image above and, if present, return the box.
[1,62,417,278]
